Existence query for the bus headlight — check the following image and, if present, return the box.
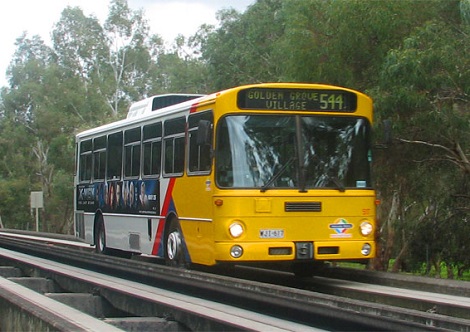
[229,222,244,238]
[360,221,373,236]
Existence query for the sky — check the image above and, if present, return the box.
[0,0,254,87]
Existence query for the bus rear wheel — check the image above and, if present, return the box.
[165,219,187,268]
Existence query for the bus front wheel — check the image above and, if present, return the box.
[95,216,109,255]
[165,219,187,268]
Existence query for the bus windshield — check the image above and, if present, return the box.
[216,114,371,191]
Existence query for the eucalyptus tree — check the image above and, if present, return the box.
[103,0,164,116]
[0,91,35,228]
[277,0,459,89]
[0,0,168,232]
[151,31,214,95]
[372,1,469,275]
[52,6,110,125]
[200,0,285,90]
[52,0,164,119]
[0,33,74,231]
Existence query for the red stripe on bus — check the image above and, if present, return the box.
[151,178,176,255]
[152,221,165,256]
[189,102,199,113]
[161,178,176,215]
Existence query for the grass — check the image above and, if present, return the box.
[334,261,470,281]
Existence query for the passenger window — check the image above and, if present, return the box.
[124,128,141,178]
[79,139,92,182]
[163,117,185,177]
[107,132,123,180]
[143,123,162,177]
[93,136,106,181]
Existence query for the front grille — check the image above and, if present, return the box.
[269,247,292,256]
[318,246,339,255]
[285,202,322,212]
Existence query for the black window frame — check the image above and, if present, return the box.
[93,135,107,181]
[79,139,92,182]
[107,131,123,180]
[142,122,162,178]
[124,127,142,179]
[163,116,186,177]
[188,111,213,175]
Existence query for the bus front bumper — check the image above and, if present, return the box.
[215,240,375,262]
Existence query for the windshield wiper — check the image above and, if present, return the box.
[330,175,346,192]
[260,157,296,192]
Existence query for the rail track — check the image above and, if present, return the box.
[1,230,469,331]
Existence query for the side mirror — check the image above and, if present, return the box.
[197,120,212,146]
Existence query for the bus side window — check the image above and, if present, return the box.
[124,127,141,178]
[107,132,123,180]
[93,136,106,181]
[188,111,213,174]
[142,122,162,177]
[163,117,185,177]
[79,139,92,182]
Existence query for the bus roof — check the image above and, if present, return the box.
[76,83,372,141]
[77,94,211,140]
[126,94,205,118]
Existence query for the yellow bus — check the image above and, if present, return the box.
[74,83,376,276]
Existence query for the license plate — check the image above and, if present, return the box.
[260,229,284,239]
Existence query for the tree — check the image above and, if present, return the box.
[201,0,285,89]
[150,32,213,94]
[52,1,165,119]
[52,6,111,125]
[0,0,170,232]
[0,34,55,229]
[103,0,164,116]
[372,2,469,274]
[276,0,460,88]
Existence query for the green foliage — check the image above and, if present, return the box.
[0,177,33,229]
[201,0,285,89]
[46,169,74,234]
[371,1,469,276]
[52,6,108,77]
[0,0,165,232]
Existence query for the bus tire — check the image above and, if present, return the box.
[165,218,187,268]
[94,215,109,255]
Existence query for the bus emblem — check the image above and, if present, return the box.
[329,218,353,238]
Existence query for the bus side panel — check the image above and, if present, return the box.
[172,175,215,265]
[83,213,95,244]
[103,214,162,254]
[77,179,163,255]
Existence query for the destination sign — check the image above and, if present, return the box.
[237,88,357,112]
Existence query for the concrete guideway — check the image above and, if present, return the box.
[0,248,323,332]
[3,230,470,330]
[0,229,93,249]
[312,275,470,319]
[0,274,123,332]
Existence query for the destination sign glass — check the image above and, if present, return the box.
[237,88,357,112]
